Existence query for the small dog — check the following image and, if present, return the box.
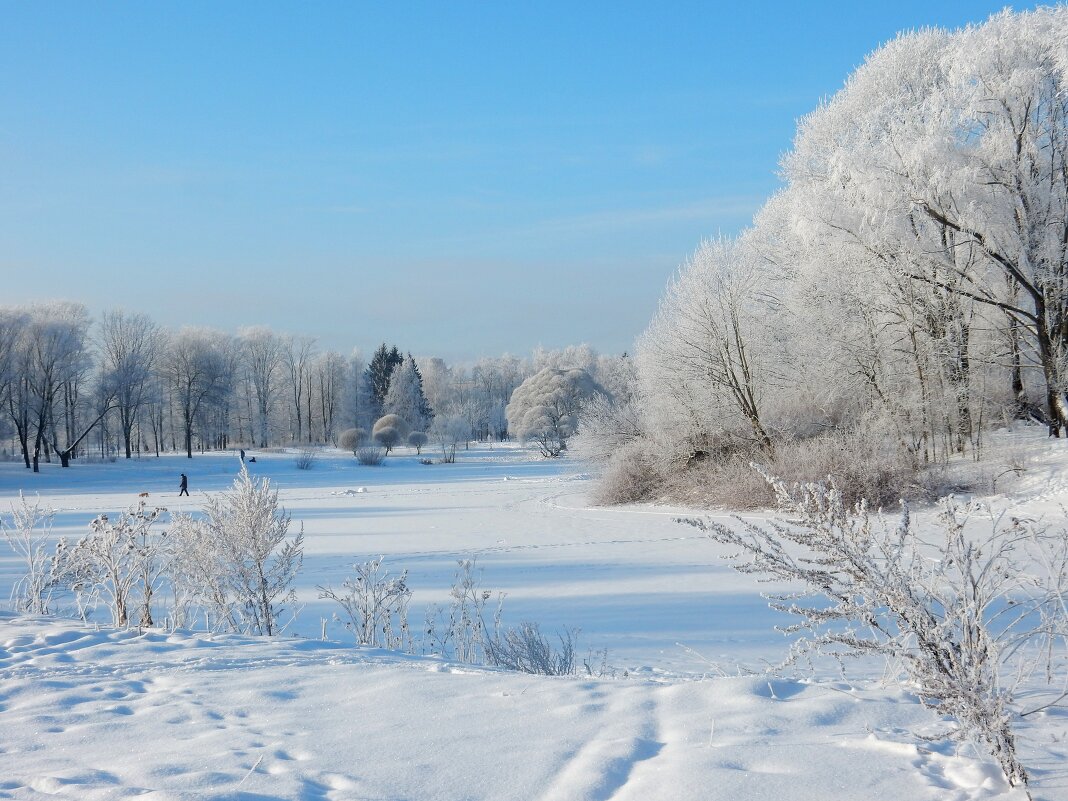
[138,492,150,498]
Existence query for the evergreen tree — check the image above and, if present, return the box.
[365,344,403,421]
[408,353,434,424]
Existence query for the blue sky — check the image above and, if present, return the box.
[0,2,1039,361]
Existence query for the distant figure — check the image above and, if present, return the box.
[240,448,246,462]
[248,456,257,464]
[179,473,189,496]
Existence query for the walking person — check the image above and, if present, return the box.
[179,473,189,497]
[240,448,245,462]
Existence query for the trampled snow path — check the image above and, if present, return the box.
[0,615,1036,801]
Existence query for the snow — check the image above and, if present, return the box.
[1,436,1066,799]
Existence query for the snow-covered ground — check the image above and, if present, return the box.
[1,435,1067,800]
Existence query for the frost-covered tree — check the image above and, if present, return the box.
[240,327,285,447]
[162,328,230,458]
[283,334,317,443]
[312,350,346,443]
[407,431,428,454]
[383,355,432,432]
[20,302,96,471]
[372,413,409,442]
[0,307,27,455]
[637,235,778,456]
[430,413,468,462]
[341,349,370,431]
[98,310,161,459]
[338,427,366,453]
[373,426,401,454]
[506,367,606,457]
[782,8,1068,433]
[417,357,452,419]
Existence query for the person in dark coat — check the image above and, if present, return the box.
[179,473,189,496]
[240,449,245,462]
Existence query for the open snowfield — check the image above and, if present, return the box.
[2,435,1067,800]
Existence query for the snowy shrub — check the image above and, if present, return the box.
[318,558,412,649]
[295,448,316,470]
[506,367,606,457]
[178,464,304,636]
[339,428,366,453]
[356,445,385,466]
[372,426,400,453]
[51,500,169,627]
[767,432,940,509]
[679,472,1068,794]
[166,512,231,631]
[373,414,410,441]
[407,431,428,454]
[423,559,498,664]
[2,492,56,615]
[591,439,663,505]
[486,622,578,676]
[636,431,941,512]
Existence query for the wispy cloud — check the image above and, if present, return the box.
[508,196,763,239]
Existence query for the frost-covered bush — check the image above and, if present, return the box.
[318,558,412,649]
[2,492,56,615]
[506,367,606,457]
[423,559,498,664]
[679,472,1068,794]
[407,431,428,454]
[356,445,385,466]
[486,622,578,676]
[372,426,400,453]
[338,428,366,453]
[768,432,941,509]
[591,439,663,505]
[295,448,316,470]
[175,464,303,636]
[316,556,590,676]
[373,414,409,441]
[51,500,169,627]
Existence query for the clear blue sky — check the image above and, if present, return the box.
[0,2,1039,361]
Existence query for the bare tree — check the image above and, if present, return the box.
[240,326,284,447]
[22,303,94,471]
[98,310,161,459]
[284,334,316,443]
[162,328,229,458]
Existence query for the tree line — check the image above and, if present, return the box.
[0,302,630,472]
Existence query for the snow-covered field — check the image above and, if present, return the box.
[2,437,1067,800]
